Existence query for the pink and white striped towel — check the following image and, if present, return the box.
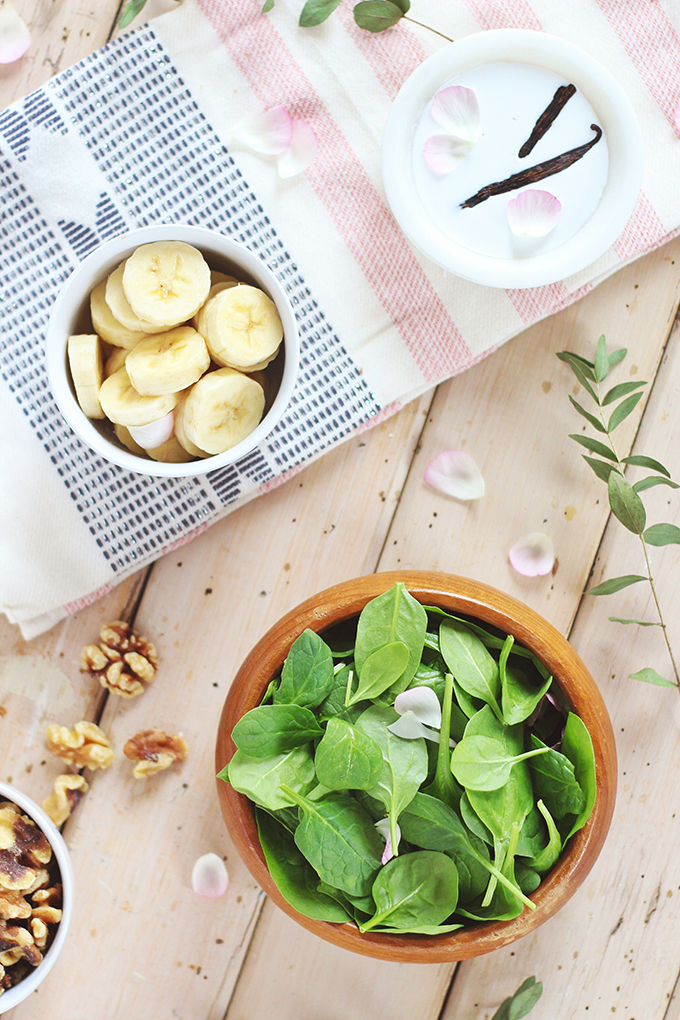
[2,0,680,638]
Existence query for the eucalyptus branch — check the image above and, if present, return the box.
[558,336,680,692]
[490,976,543,1020]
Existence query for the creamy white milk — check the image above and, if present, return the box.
[411,62,609,259]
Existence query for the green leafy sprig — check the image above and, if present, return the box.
[118,0,411,32]
[491,976,543,1020]
[558,336,680,691]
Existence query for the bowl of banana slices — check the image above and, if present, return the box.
[46,224,300,476]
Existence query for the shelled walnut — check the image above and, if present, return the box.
[45,721,114,770]
[123,729,188,779]
[41,775,88,827]
[81,620,157,698]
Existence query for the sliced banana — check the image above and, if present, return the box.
[90,279,147,349]
[105,263,165,334]
[196,284,283,371]
[175,368,265,455]
[193,281,238,333]
[114,422,147,457]
[67,334,105,419]
[146,436,196,464]
[122,241,211,329]
[173,391,211,458]
[125,326,210,397]
[128,410,175,450]
[210,271,239,288]
[105,347,129,377]
[99,367,179,427]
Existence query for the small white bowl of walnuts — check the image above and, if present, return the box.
[46,224,300,477]
[0,782,73,1012]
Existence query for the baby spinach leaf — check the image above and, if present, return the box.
[317,663,359,719]
[466,759,534,849]
[356,703,428,856]
[528,800,561,874]
[261,677,280,705]
[354,583,427,697]
[367,922,463,934]
[560,712,597,840]
[460,790,493,845]
[528,734,586,820]
[359,850,459,932]
[255,808,351,923]
[499,635,553,725]
[225,745,315,811]
[516,804,548,858]
[314,717,383,791]
[450,735,549,792]
[348,640,410,705]
[439,618,503,722]
[514,864,542,895]
[274,629,335,708]
[231,704,323,757]
[422,671,461,808]
[280,786,384,897]
[452,675,484,719]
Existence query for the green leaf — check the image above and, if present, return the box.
[582,456,618,484]
[607,347,627,369]
[594,335,608,382]
[450,735,549,792]
[629,667,676,688]
[633,475,680,493]
[492,976,544,1020]
[359,851,459,932]
[608,470,646,534]
[391,0,410,10]
[261,0,274,10]
[643,523,680,546]
[349,640,410,704]
[561,713,597,841]
[354,582,427,697]
[568,434,617,461]
[118,0,149,28]
[232,704,323,757]
[556,350,596,381]
[314,717,383,791]
[299,0,341,26]
[527,801,561,875]
[568,361,599,402]
[609,617,661,626]
[499,636,552,726]
[601,380,646,406]
[225,745,316,811]
[587,574,646,596]
[274,629,335,708]
[528,736,585,820]
[568,396,607,433]
[353,0,405,32]
[607,390,643,432]
[439,618,503,721]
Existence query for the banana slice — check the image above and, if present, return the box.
[175,368,265,455]
[125,326,210,397]
[67,334,105,419]
[196,284,283,371]
[193,281,238,333]
[128,410,175,450]
[99,368,179,427]
[114,423,147,457]
[122,241,211,329]
[105,347,129,377]
[105,263,165,334]
[90,279,147,349]
[146,436,196,464]
[211,271,239,288]
[173,391,211,457]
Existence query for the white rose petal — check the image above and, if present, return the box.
[424,450,485,501]
[509,532,555,577]
[191,853,229,898]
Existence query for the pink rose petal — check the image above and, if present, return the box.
[387,711,440,742]
[191,853,229,898]
[228,105,294,155]
[374,818,401,864]
[277,118,318,178]
[509,532,555,577]
[507,190,561,237]
[424,450,485,501]
[0,4,30,64]
[128,411,175,450]
[430,86,480,143]
[423,134,474,174]
[394,686,442,728]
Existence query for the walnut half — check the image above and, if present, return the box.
[123,730,188,779]
[45,721,114,770]
[41,775,89,827]
[81,620,158,698]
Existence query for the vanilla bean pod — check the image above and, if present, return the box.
[460,124,602,209]
[518,84,577,158]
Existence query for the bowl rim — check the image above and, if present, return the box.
[0,781,73,1012]
[215,570,617,962]
[381,29,644,288]
[45,223,300,478]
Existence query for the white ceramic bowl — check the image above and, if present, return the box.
[0,782,73,1014]
[382,30,644,288]
[46,224,300,477]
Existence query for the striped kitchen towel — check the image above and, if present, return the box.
[2,0,680,637]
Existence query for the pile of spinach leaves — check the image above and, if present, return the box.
[219,582,596,935]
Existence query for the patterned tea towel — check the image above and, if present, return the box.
[2,0,680,638]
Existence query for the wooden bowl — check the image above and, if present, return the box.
[215,571,617,962]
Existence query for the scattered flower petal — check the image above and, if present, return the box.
[374,817,401,864]
[423,134,475,174]
[388,711,440,742]
[128,411,175,450]
[430,86,480,144]
[228,105,293,155]
[394,686,442,728]
[277,118,318,178]
[0,3,30,64]
[507,189,562,237]
[191,853,229,898]
[424,450,485,501]
[509,532,555,577]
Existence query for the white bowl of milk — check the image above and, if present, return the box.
[382,30,643,288]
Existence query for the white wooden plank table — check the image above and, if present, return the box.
[3,3,680,1018]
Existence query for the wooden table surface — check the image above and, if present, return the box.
[3,3,680,1018]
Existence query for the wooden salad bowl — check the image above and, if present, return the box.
[215,571,617,963]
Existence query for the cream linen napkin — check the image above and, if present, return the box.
[2,0,679,637]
